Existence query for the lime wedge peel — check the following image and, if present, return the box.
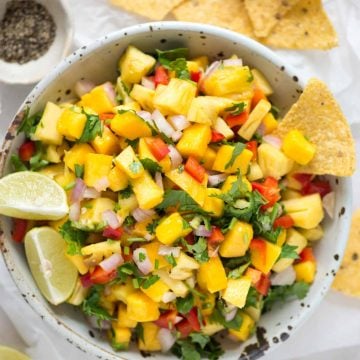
[24,227,78,305]
[0,346,30,360]
[0,171,68,220]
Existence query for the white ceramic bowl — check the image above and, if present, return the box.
[0,22,352,360]
[0,0,73,84]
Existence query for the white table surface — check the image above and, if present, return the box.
[0,0,360,359]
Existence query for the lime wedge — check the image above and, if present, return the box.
[0,171,68,220]
[24,227,78,305]
[0,346,30,360]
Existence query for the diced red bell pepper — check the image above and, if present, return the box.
[208,226,225,244]
[145,137,170,161]
[251,88,267,109]
[184,156,206,183]
[225,111,249,128]
[176,318,193,338]
[252,177,280,210]
[299,247,316,263]
[246,140,258,161]
[99,113,115,121]
[154,309,178,329]
[190,71,202,83]
[102,226,123,240]
[302,180,332,198]
[11,218,28,243]
[245,267,262,284]
[19,141,35,162]
[184,232,195,246]
[273,215,294,229]
[89,266,117,285]
[249,238,267,265]
[154,66,169,87]
[185,307,201,331]
[211,130,225,143]
[255,273,271,296]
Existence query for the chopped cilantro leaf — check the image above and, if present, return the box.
[59,220,87,255]
[225,102,246,116]
[156,48,189,65]
[78,112,102,143]
[82,285,113,322]
[74,164,84,178]
[123,215,136,227]
[247,70,254,83]
[176,292,194,314]
[209,300,243,330]
[225,142,246,169]
[17,108,42,137]
[165,254,177,267]
[138,252,146,262]
[228,262,250,279]
[135,323,144,342]
[10,154,28,172]
[140,158,162,175]
[245,287,258,308]
[279,244,299,260]
[126,138,139,150]
[146,219,159,235]
[141,275,160,289]
[183,237,209,263]
[222,253,251,270]
[270,104,281,119]
[119,185,133,199]
[29,142,49,171]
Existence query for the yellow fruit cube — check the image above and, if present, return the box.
[298,225,324,242]
[153,78,197,115]
[91,126,120,155]
[111,111,152,140]
[138,322,162,352]
[276,229,287,247]
[192,55,209,70]
[115,146,144,179]
[212,145,253,174]
[197,256,227,293]
[203,188,224,217]
[141,279,170,302]
[34,102,64,145]
[131,171,164,209]
[258,143,294,179]
[213,117,234,140]
[130,84,155,112]
[202,66,253,96]
[142,241,169,270]
[170,252,200,280]
[220,221,253,258]
[154,269,189,297]
[201,147,217,170]
[54,168,76,189]
[222,277,252,308]
[117,194,138,219]
[262,112,278,134]
[196,292,216,317]
[186,60,200,73]
[64,143,95,172]
[80,84,115,114]
[250,239,281,275]
[155,212,192,245]
[282,130,316,165]
[282,194,324,229]
[111,280,136,303]
[83,153,113,188]
[229,312,255,341]
[221,175,252,193]
[57,108,87,141]
[251,68,273,96]
[65,253,88,275]
[238,99,271,141]
[281,189,302,200]
[294,261,316,283]
[176,123,211,159]
[247,162,264,181]
[126,291,160,322]
[108,166,129,192]
[119,45,156,84]
[117,303,137,328]
[111,323,132,349]
[138,138,172,172]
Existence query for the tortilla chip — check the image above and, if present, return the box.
[273,78,355,176]
[261,0,338,50]
[244,0,300,38]
[172,0,255,38]
[332,210,360,297]
[110,0,183,20]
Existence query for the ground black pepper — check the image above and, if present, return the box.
[0,0,56,64]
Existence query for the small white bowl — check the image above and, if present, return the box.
[0,0,73,84]
[0,21,353,360]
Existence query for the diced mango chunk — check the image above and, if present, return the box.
[294,261,316,283]
[142,241,169,270]
[212,145,253,174]
[203,188,224,217]
[115,145,144,179]
[201,147,217,170]
[222,277,252,308]
[141,279,170,302]
[138,322,162,352]
[57,108,87,141]
[83,153,113,188]
[80,83,115,114]
[117,303,137,328]
[197,256,227,293]
[282,130,316,165]
[108,166,129,192]
[91,126,120,155]
[111,111,152,140]
[111,324,132,350]
[262,112,278,134]
[229,312,255,341]
[126,291,160,322]
[64,143,95,171]
[250,239,281,275]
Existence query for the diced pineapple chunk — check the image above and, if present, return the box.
[39,164,64,179]
[66,252,89,275]
[258,143,294,179]
[192,55,209,70]
[212,145,253,174]
[57,108,87,141]
[238,99,271,140]
[229,312,255,341]
[153,78,197,115]
[34,102,64,145]
[170,252,200,280]
[282,194,324,229]
[80,83,115,114]
[201,319,225,336]
[156,212,192,245]
[222,277,252,308]
[117,194,138,219]
[115,146,144,179]
[117,303,137,328]
[251,68,273,96]
[141,279,170,302]
[131,170,164,209]
[214,117,234,140]
[126,291,160,322]
[176,123,211,159]
[220,221,253,257]
[298,225,324,242]
[108,166,129,192]
[138,322,162,352]
[154,269,189,297]
[64,143,95,171]
[130,84,155,112]
[203,188,224,217]
[54,168,76,189]
[119,45,156,84]
[83,153,113,188]
[81,238,120,259]
[262,112,278,134]
[197,255,227,293]
[281,189,302,200]
[282,130,316,165]
[111,280,136,303]
[111,111,152,140]
[91,126,120,155]
[247,162,264,181]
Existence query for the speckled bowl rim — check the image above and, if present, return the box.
[0,21,352,360]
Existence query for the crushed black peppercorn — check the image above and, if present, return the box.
[0,0,56,64]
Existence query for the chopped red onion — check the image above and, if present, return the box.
[158,245,181,257]
[208,173,228,187]
[133,248,153,275]
[162,291,177,303]
[93,177,109,192]
[195,225,212,237]
[271,266,296,286]
[224,307,238,322]
[168,115,190,131]
[168,145,183,169]
[132,208,156,223]
[69,202,81,221]
[102,209,120,229]
[223,58,243,67]
[71,178,86,203]
[102,82,116,105]
[83,187,101,199]
[208,245,220,258]
[171,130,183,142]
[158,328,176,353]
[99,253,124,273]
[152,109,175,138]
[155,172,163,190]
[144,233,154,241]
[263,135,282,149]
[137,110,155,127]
[322,191,335,219]
[257,123,266,136]
[141,76,155,90]
[74,79,95,98]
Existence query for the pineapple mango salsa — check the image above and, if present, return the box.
[12,46,335,359]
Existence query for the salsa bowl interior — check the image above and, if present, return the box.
[0,22,352,360]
